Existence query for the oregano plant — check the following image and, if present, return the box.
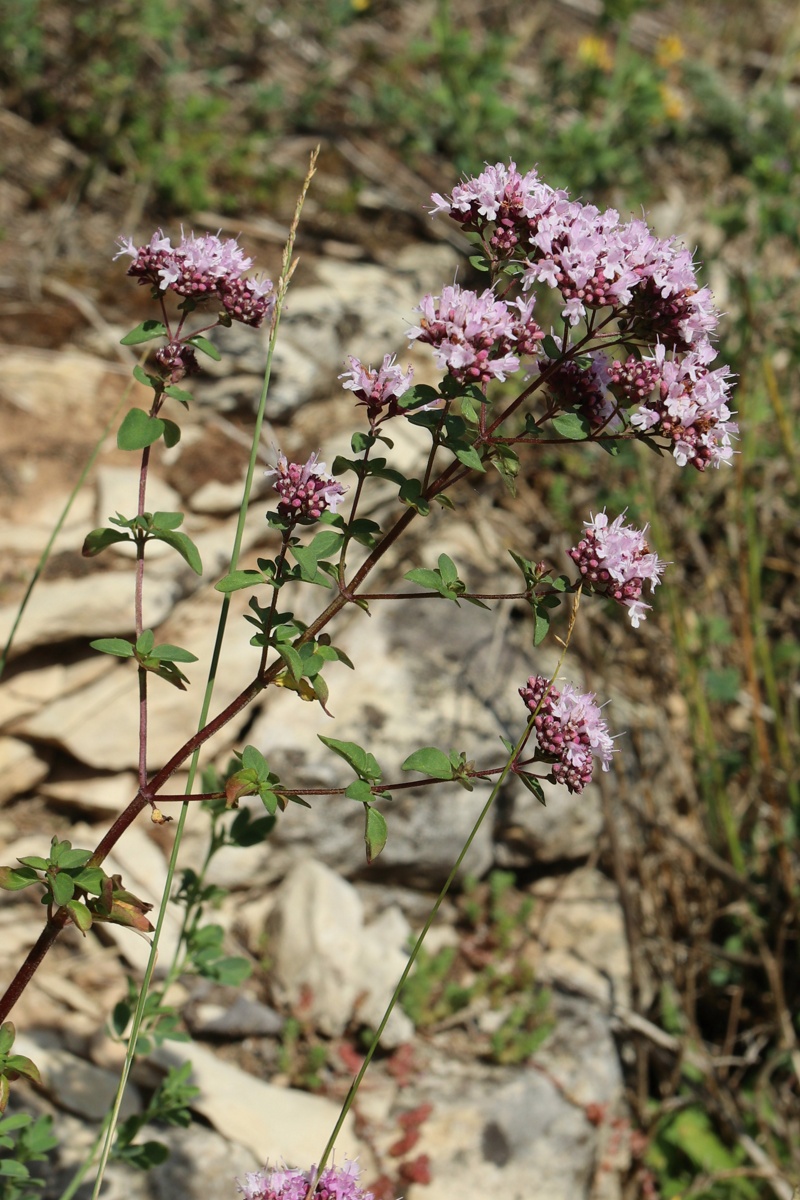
[0,156,737,1195]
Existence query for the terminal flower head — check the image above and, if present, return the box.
[432,161,722,348]
[237,1160,375,1200]
[408,284,542,385]
[339,354,415,429]
[629,341,738,470]
[265,451,347,524]
[114,229,275,328]
[568,510,666,627]
[520,675,617,794]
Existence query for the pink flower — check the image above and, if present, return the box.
[567,510,666,627]
[432,161,721,348]
[629,341,738,469]
[114,229,275,328]
[339,354,415,428]
[237,1160,375,1200]
[519,675,617,794]
[408,284,542,385]
[265,451,348,523]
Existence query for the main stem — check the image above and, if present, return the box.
[0,322,614,1024]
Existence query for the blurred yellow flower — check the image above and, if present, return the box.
[576,35,614,73]
[656,35,685,67]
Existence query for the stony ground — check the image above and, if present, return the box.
[0,104,746,1200]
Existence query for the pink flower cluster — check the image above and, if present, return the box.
[629,342,737,469]
[266,451,348,523]
[568,510,666,627]
[407,285,543,385]
[538,341,737,468]
[115,230,275,327]
[237,1160,374,1200]
[519,675,616,794]
[429,162,737,469]
[339,354,415,429]
[431,161,717,349]
[539,342,620,430]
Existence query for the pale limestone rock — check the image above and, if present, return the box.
[151,1039,365,1167]
[0,348,145,428]
[40,770,141,816]
[0,487,94,555]
[0,655,109,728]
[268,859,413,1046]
[0,736,48,804]
[537,868,631,1011]
[0,572,181,657]
[15,585,264,770]
[13,1032,141,1120]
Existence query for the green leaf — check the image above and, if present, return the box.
[398,478,430,515]
[66,899,93,933]
[404,567,441,589]
[136,629,155,656]
[0,1161,29,1180]
[364,806,388,864]
[151,529,202,574]
[90,637,135,658]
[290,545,332,586]
[306,529,344,559]
[0,865,41,891]
[662,1107,743,1174]
[165,384,194,406]
[117,407,165,451]
[518,773,546,804]
[551,412,590,440]
[541,335,561,359]
[57,848,92,870]
[351,431,376,454]
[132,363,159,389]
[241,745,269,776]
[187,335,221,361]
[116,1140,170,1169]
[532,606,551,646]
[15,855,49,870]
[490,444,520,496]
[161,419,181,448]
[318,736,382,782]
[0,1023,15,1055]
[345,779,374,804]
[72,866,105,893]
[120,320,168,345]
[151,511,184,531]
[455,445,486,472]
[50,872,75,906]
[215,569,266,593]
[149,644,199,664]
[277,645,303,683]
[343,517,381,547]
[259,789,278,816]
[468,253,489,272]
[438,554,458,584]
[401,747,454,779]
[82,527,133,556]
[405,567,450,596]
[211,956,252,987]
